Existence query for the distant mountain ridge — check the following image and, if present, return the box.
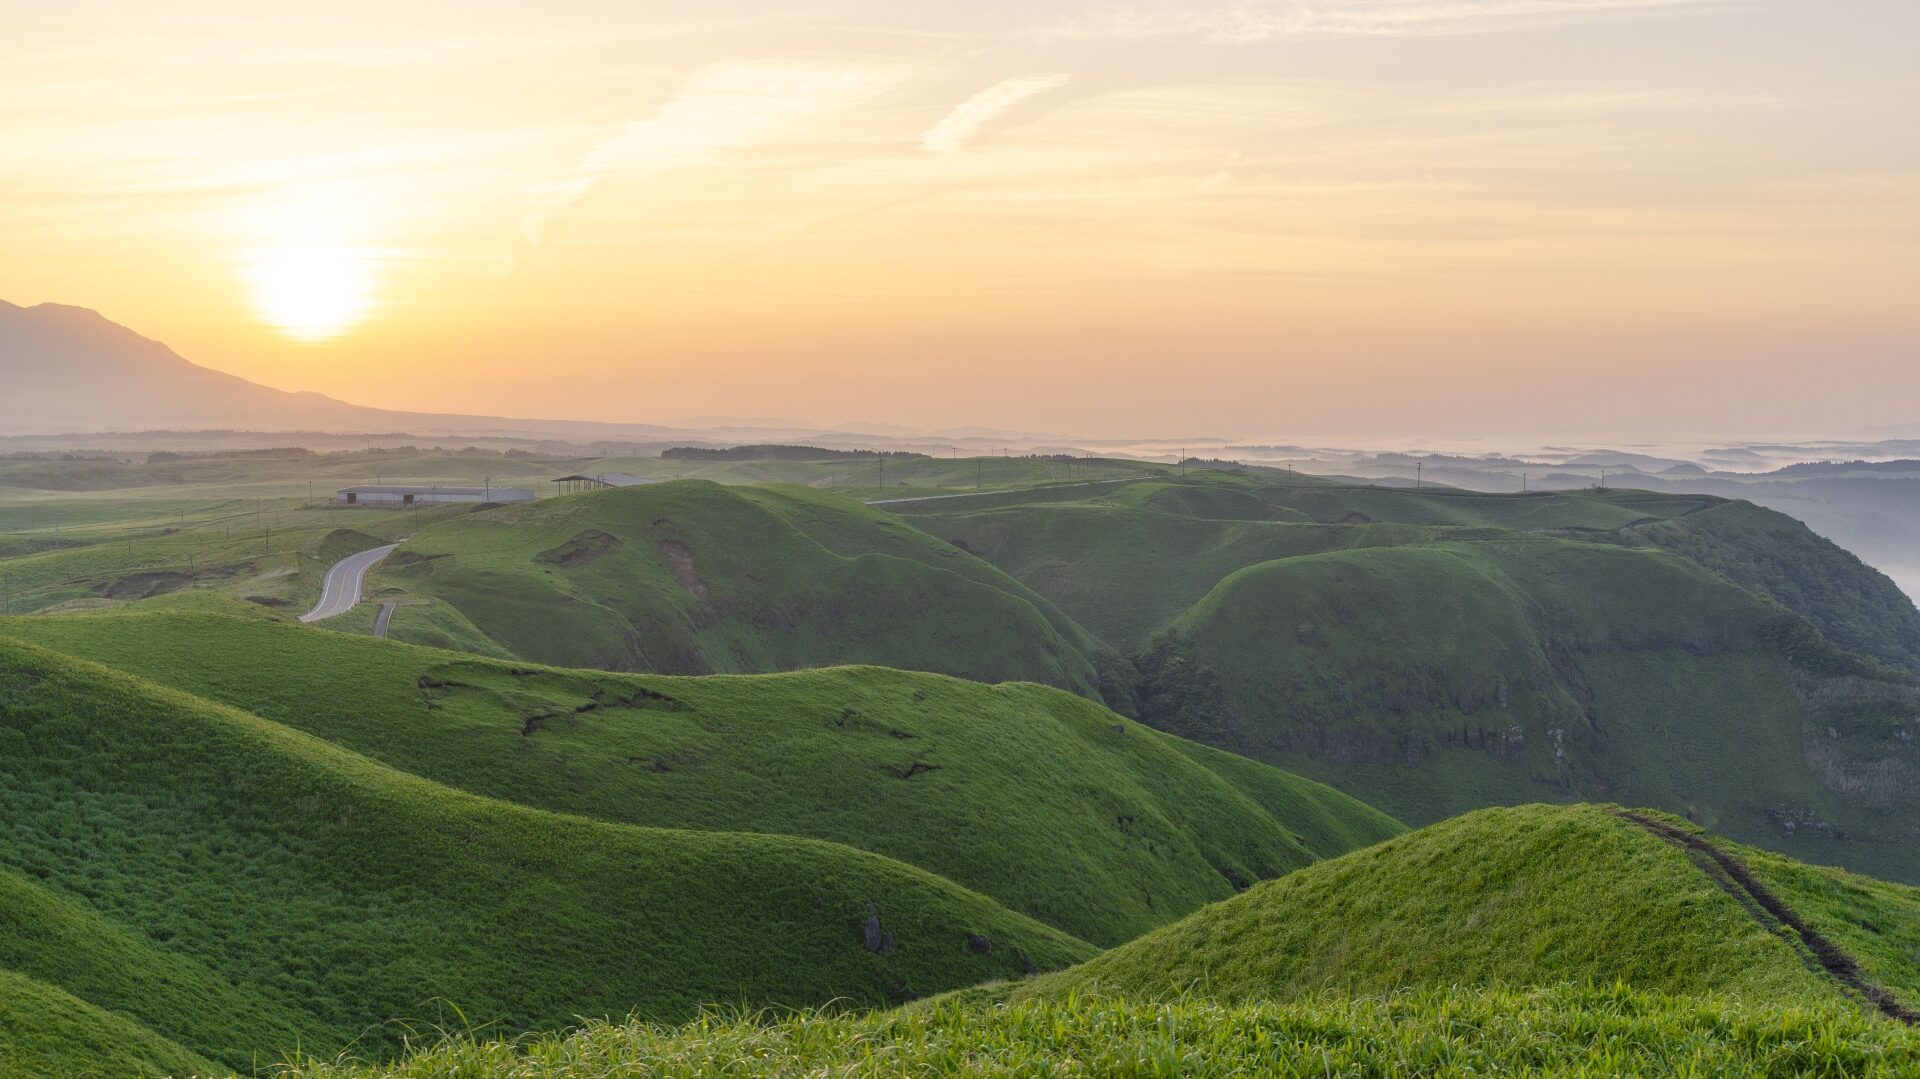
[0,300,374,434]
[0,301,1098,450]
[0,300,706,439]
[0,301,934,445]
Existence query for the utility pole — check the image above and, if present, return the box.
[1416,461,1423,488]
[878,457,884,491]
[1522,472,1528,493]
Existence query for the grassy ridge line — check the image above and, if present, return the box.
[904,482,1741,652]
[1099,479,1316,522]
[275,986,1920,1079]
[0,634,1095,1068]
[906,501,1463,650]
[1,600,1401,946]
[1015,805,1854,1007]
[371,481,1118,699]
[1612,810,1918,1023]
[867,476,1140,508]
[739,484,1112,667]
[1652,818,1920,1017]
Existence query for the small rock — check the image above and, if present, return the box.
[967,934,993,955]
[861,902,895,955]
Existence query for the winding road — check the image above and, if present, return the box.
[300,543,400,623]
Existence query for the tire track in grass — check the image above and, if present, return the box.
[1611,808,1918,1024]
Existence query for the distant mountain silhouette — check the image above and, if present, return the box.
[0,300,1085,449]
[0,300,405,434]
[0,300,714,441]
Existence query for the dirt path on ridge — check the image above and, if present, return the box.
[1610,809,1917,1024]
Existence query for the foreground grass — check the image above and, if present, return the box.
[278,986,1920,1078]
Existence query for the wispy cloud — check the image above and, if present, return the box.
[921,74,1073,155]
[1047,0,1741,42]
[523,58,908,242]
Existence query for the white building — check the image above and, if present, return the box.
[335,484,535,506]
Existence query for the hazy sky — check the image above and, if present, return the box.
[5,0,1916,439]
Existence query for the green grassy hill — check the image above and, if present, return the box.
[0,634,1094,1074]
[360,480,1132,703]
[1022,804,1920,1011]
[1,598,1401,947]
[914,500,1457,650]
[1630,499,1920,673]
[908,481,1729,653]
[908,477,1920,884]
[1151,537,1920,881]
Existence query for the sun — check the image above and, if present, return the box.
[235,186,381,341]
[246,241,374,341]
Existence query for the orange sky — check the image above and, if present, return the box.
[6,1,1917,439]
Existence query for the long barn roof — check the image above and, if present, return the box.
[337,485,533,495]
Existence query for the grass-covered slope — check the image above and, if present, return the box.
[367,480,1125,702]
[911,479,1920,665]
[0,634,1094,1071]
[1155,537,1920,881]
[0,969,216,1079]
[910,478,1920,883]
[1018,804,1918,1011]
[1631,499,1920,673]
[1,599,1401,946]
[918,500,1452,651]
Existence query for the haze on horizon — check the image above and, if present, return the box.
[5,0,1916,441]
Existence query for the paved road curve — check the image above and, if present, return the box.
[372,600,402,638]
[300,543,400,623]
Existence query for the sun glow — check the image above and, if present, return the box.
[246,242,375,341]
[238,188,379,341]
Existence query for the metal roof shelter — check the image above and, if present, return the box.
[554,472,650,495]
[335,485,535,506]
